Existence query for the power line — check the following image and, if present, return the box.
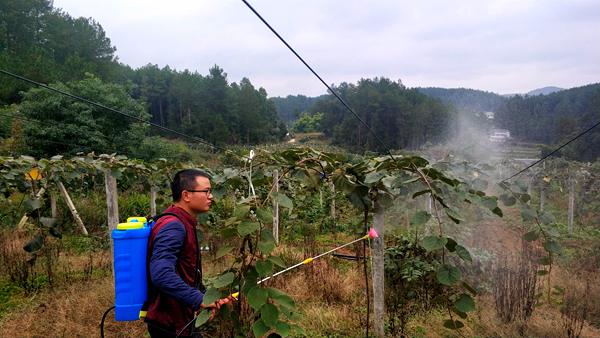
[501,119,600,182]
[240,0,398,162]
[0,69,229,155]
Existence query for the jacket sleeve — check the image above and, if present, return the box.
[149,221,204,310]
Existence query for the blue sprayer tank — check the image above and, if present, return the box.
[111,217,151,321]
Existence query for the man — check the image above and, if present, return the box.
[145,169,228,337]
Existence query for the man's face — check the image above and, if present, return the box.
[181,176,212,214]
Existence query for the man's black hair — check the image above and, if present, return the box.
[171,169,211,202]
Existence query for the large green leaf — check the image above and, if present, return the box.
[268,255,286,268]
[256,260,273,278]
[238,221,260,237]
[275,321,290,337]
[411,211,431,226]
[437,264,462,286]
[252,319,270,338]
[24,198,42,212]
[272,192,293,209]
[213,272,235,288]
[234,205,251,219]
[261,303,279,328]
[194,309,211,328]
[202,288,220,305]
[422,235,447,252]
[258,230,276,255]
[455,245,472,262]
[216,245,234,259]
[256,207,273,224]
[543,240,561,254]
[268,288,295,310]
[454,294,475,313]
[247,287,269,310]
[521,207,537,222]
[364,171,385,184]
[539,211,556,225]
[523,230,539,242]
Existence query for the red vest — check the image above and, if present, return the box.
[145,205,203,335]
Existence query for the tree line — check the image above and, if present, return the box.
[0,0,286,159]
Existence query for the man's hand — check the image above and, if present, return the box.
[198,296,236,321]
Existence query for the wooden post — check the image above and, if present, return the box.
[372,202,385,337]
[568,175,575,235]
[330,182,336,221]
[57,182,88,235]
[272,170,279,245]
[105,171,119,233]
[539,181,545,211]
[150,187,157,216]
[50,193,58,218]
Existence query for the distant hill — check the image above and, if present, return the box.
[526,86,564,96]
[495,83,600,161]
[270,95,327,125]
[417,87,505,113]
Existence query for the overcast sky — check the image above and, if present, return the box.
[53,0,600,97]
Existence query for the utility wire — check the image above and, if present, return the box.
[501,119,600,182]
[0,69,234,156]
[240,0,398,162]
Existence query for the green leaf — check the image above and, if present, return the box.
[543,240,561,254]
[272,192,293,209]
[538,256,552,265]
[422,235,447,252]
[221,227,238,239]
[194,309,211,328]
[252,319,270,338]
[202,288,220,305]
[491,207,503,217]
[411,211,431,226]
[247,287,269,310]
[523,230,539,242]
[268,288,295,309]
[49,226,62,239]
[454,294,476,313]
[539,211,556,225]
[275,321,290,337]
[40,217,57,227]
[234,205,251,219]
[437,264,462,286]
[256,260,273,278]
[443,319,464,330]
[216,246,234,259]
[24,198,42,212]
[258,230,276,255]
[537,270,549,276]
[238,221,260,237]
[213,272,235,288]
[499,193,516,206]
[23,234,44,253]
[256,207,273,224]
[412,189,431,199]
[455,245,472,262]
[445,237,457,252]
[521,207,537,222]
[445,208,462,224]
[261,303,279,328]
[268,256,286,268]
[364,171,385,184]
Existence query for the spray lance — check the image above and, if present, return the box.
[180,227,380,333]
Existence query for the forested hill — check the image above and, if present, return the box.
[0,0,286,157]
[495,83,600,161]
[270,95,327,125]
[417,87,506,113]
[311,78,452,152]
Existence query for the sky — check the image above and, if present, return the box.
[53,0,600,97]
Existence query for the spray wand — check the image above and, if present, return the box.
[180,228,379,334]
